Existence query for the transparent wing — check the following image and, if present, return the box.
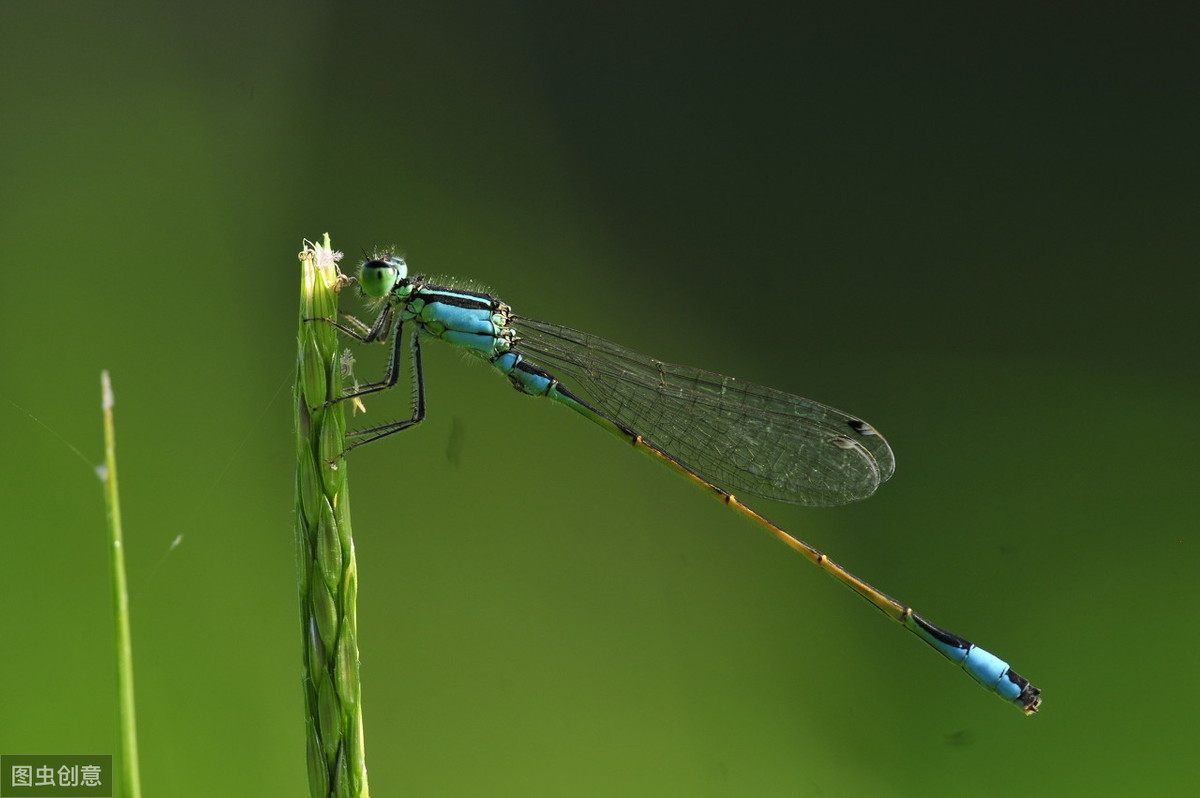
[511,316,895,507]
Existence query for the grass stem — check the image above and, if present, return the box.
[101,370,141,798]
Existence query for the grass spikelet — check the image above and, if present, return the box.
[295,235,369,797]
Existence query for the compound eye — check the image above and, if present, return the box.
[359,255,406,296]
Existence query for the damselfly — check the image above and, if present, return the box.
[316,254,1041,714]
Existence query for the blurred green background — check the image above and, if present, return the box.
[2,3,1196,796]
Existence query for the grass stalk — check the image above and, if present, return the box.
[295,235,369,797]
[100,370,141,798]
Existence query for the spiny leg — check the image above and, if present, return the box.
[332,310,377,339]
[311,307,405,407]
[343,328,427,454]
[307,303,394,344]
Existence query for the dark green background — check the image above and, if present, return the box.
[2,3,1196,796]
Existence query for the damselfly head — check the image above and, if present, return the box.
[359,254,407,297]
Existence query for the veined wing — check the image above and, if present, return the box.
[511,316,895,507]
